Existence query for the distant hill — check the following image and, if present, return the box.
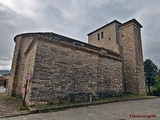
[0,70,10,76]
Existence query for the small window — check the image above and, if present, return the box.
[101,32,103,39]
[98,33,100,40]
[109,37,111,40]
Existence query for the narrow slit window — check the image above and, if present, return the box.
[101,32,103,39]
[98,33,100,40]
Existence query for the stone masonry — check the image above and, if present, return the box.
[88,18,146,95]
[8,18,146,106]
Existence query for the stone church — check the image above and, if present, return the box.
[8,18,146,106]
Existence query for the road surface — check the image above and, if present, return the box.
[1,98,160,120]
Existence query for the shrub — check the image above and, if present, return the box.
[152,76,160,96]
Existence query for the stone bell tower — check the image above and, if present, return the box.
[118,19,146,95]
[88,18,146,95]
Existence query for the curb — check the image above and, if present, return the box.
[29,96,158,114]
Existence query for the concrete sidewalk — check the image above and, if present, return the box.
[0,86,6,93]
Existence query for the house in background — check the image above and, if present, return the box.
[3,73,10,80]
[0,73,10,93]
[0,76,7,87]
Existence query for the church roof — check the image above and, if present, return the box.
[120,18,143,28]
[17,32,121,59]
[87,18,142,35]
[87,20,121,35]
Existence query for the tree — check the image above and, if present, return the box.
[152,75,160,96]
[144,59,158,95]
[157,69,160,76]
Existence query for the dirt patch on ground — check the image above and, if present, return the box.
[0,93,29,117]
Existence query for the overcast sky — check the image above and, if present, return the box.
[0,0,160,70]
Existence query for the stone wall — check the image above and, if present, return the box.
[88,21,121,54]
[8,37,21,95]
[97,57,123,97]
[88,19,146,95]
[21,40,38,104]
[29,37,123,106]
[119,21,146,95]
[8,35,35,96]
[133,26,146,94]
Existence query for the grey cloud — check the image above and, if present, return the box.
[0,0,160,69]
[139,2,160,67]
[0,4,16,59]
[34,0,137,41]
[0,3,40,69]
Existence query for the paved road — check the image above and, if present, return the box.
[1,98,160,120]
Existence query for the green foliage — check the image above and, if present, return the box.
[144,59,158,94]
[157,69,160,76]
[20,105,29,111]
[152,75,160,96]
[11,92,16,97]
[123,93,138,97]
